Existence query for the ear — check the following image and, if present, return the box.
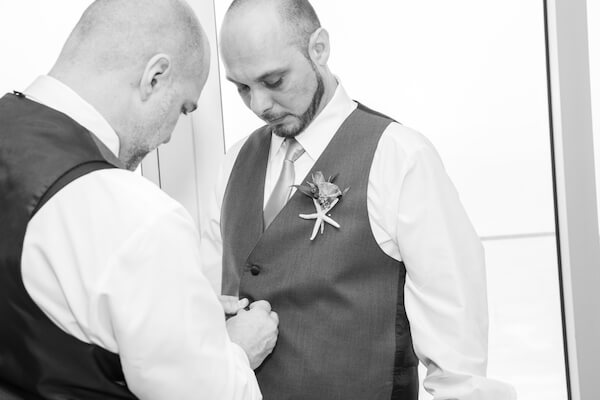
[308,28,330,67]
[139,53,172,101]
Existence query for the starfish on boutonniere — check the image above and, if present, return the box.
[294,171,349,241]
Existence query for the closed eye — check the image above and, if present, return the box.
[236,84,250,94]
[263,77,283,89]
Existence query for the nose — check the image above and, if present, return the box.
[249,88,273,116]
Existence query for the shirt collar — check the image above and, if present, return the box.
[269,80,358,160]
[23,75,120,157]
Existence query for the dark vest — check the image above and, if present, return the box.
[222,104,419,400]
[0,93,137,399]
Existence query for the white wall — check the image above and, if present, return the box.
[588,0,600,230]
[546,1,600,398]
[0,3,93,95]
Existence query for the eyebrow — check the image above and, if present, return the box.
[226,68,288,85]
[256,69,287,82]
[226,76,241,85]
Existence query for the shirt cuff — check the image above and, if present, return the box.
[230,342,252,368]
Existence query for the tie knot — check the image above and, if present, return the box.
[285,138,305,163]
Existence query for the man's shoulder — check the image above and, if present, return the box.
[225,135,251,160]
[350,103,435,155]
[93,168,184,211]
[379,122,437,157]
[27,168,196,267]
[356,102,395,122]
[223,124,271,163]
[56,168,189,225]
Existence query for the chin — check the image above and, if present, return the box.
[272,121,303,138]
[124,156,144,171]
[161,137,172,145]
[122,146,152,171]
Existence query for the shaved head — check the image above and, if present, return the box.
[220,0,337,138]
[49,0,211,170]
[54,0,207,81]
[225,0,320,57]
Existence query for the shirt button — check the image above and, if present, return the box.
[250,265,261,276]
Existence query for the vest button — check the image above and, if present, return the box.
[250,265,261,276]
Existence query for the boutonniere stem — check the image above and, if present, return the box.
[299,198,341,240]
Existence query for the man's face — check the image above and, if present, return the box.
[221,10,324,137]
[122,66,208,171]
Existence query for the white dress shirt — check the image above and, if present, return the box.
[21,76,262,400]
[201,82,516,399]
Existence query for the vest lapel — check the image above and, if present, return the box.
[220,127,271,294]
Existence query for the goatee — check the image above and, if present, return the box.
[272,66,325,138]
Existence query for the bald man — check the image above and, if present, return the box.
[0,1,277,399]
[202,0,516,399]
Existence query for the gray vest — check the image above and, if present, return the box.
[222,104,419,400]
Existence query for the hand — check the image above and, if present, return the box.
[226,300,279,369]
[219,295,249,316]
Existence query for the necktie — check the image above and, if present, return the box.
[263,138,305,229]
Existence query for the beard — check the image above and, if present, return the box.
[122,149,148,171]
[266,63,325,138]
[119,133,153,171]
[120,90,175,171]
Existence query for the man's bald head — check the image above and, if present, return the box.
[53,0,208,81]
[224,0,320,58]
[49,0,211,171]
[220,0,338,138]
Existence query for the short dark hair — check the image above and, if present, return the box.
[227,0,321,57]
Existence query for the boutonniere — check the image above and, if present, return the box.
[294,171,350,240]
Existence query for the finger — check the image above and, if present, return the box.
[237,298,250,310]
[219,296,248,314]
[219,295,238,303]
[218,295,237,313]
[249,300,272,312]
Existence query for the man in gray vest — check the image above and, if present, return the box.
[0,0,278,398]
[202,0,516,399]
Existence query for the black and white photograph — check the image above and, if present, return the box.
[0,1,598,399]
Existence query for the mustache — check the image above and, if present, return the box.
[261,112,289,123]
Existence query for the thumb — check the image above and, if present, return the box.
[219,296,249,314]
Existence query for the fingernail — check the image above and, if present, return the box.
[238,298,249,307]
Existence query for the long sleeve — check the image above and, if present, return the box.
[368,123,516,399]
[200,140,246,294]
[22,169,261,400]
[200,160,227,293]
[109,207,260,400]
